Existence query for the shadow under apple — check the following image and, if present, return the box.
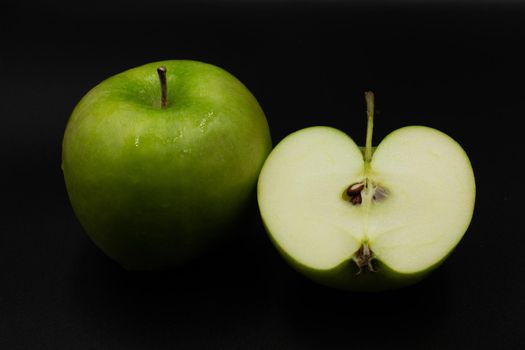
[67,193,451,347]
[66,197,284,345]
[279,268,451,348]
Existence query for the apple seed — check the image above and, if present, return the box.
[351,194,362,205]
[345,182,364,205]
[346,182,365,196]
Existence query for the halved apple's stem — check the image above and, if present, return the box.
[344,91,383,206]
[157,66,168,108]
[364,91,375,164]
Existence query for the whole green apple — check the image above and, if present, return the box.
[62,60,272,270]
[257,92,475,291]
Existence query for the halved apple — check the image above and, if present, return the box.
[257,92,475,291]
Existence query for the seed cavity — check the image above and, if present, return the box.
[344,181,389,206]
[372,185,389,202]
[345,182,364,206]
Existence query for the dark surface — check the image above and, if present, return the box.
[1,1,524,349]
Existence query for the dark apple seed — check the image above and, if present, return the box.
[346,182,365,196]
[351,194,362,205]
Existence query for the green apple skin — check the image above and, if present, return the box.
[62,60,272,270]
[258,126,475,292]
[264,225,445,292]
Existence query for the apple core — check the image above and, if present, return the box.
[341,93,392,274]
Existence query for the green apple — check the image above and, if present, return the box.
[62,60,272,270]
[257,92,475,291]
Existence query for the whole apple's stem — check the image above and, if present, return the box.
[364,91,374,164]
[157,66,168,108]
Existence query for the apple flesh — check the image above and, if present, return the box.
[62,60,272,270]
[257,93,475,291]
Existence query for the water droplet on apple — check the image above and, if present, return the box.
[199,111,216,132]
[134,136,141,148]
[163,131,184,144]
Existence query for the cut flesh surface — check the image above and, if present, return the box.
[257,126,475,274]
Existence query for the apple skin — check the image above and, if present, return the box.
[62,60,272,270]
[264,226,444,292]
[258,126,475,292]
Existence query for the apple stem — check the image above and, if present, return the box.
[364,91,375,164]
[157,66,168,108]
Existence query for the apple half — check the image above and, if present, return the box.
[257,93,475,291]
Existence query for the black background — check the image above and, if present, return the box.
[1,0,524,349]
